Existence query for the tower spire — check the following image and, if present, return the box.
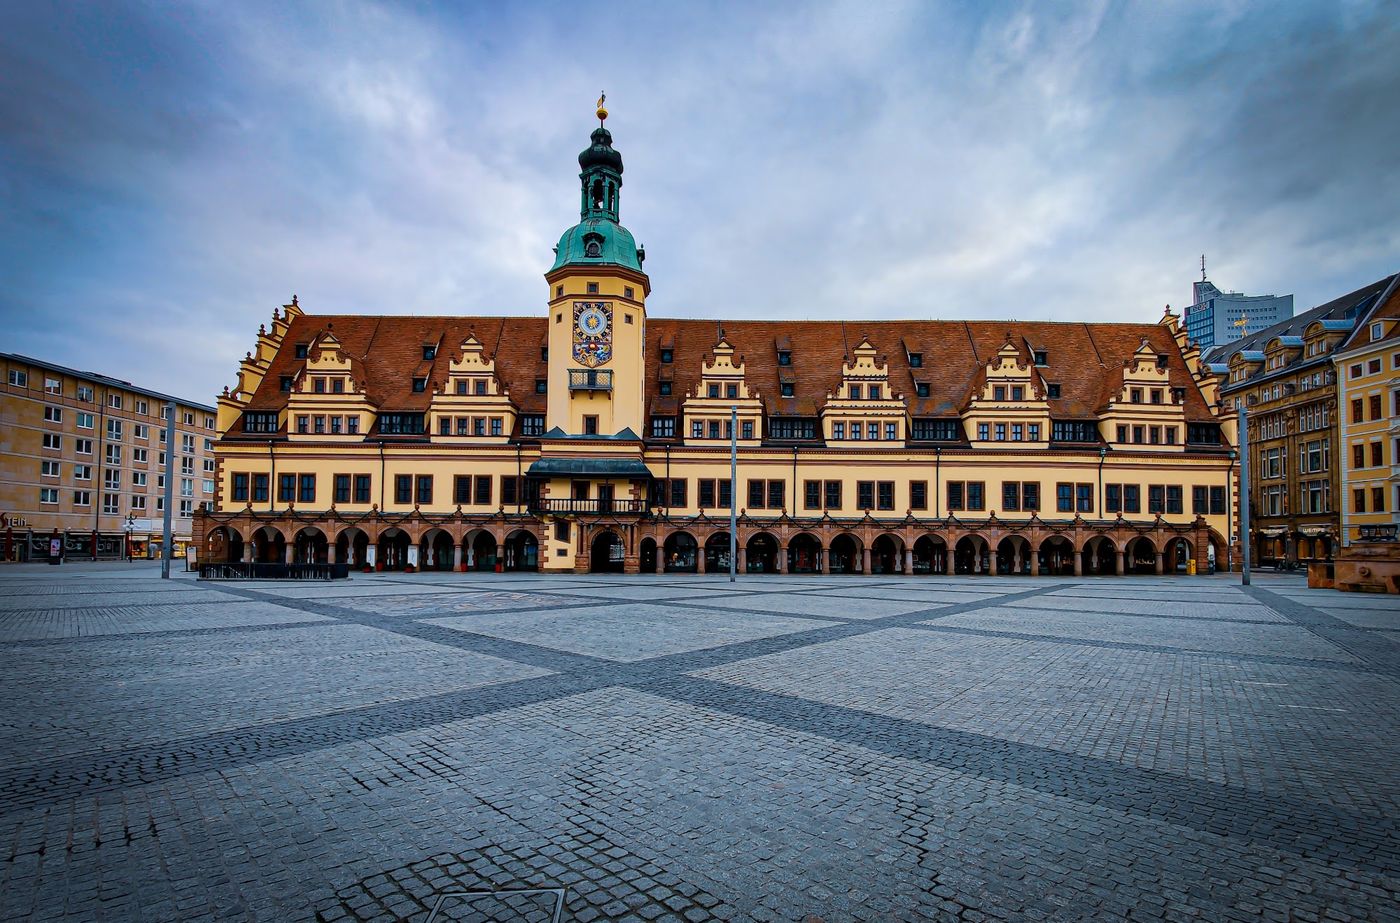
[1201,254,1207,282]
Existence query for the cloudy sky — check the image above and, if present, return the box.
[2,0,1398,403]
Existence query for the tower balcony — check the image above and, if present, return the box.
[569,369,613,392]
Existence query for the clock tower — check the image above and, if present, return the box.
[544,102,651,437]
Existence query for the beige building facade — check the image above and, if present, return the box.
[1,353,217,561]
[197,114,1238,577]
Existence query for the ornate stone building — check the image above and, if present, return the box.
[197,110,1237,576]
[1211,276,1398,568]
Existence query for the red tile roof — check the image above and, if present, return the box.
[240,314,1216,432]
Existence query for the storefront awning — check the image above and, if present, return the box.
[527,458,652,478]
[1259,527,1288,537]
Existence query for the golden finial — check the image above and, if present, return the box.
[596,91,608,123]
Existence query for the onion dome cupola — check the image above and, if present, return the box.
[550,96,646,274]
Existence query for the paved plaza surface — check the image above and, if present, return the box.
[1,564,1399,922]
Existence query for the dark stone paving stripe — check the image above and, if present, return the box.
[1245,586,1400,678]
[639,673,1400,876]
[904,622,1379,673]
[0,619,349,648]
[0,672,611,820]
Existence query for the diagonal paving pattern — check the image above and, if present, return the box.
[0,562,1397,922]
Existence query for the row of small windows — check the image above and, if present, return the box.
[231,472,528,508]
[9,370,213,426]
[249,411,548,438]
[37,489,194,515]
[1115,424,1179,445]
[296,414,360,435]
[438,416,506,437]
[976,422,1042,442]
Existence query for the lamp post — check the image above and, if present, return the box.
[729,405,738,583]
[1237,398,1251,586]
[123,513,135,562]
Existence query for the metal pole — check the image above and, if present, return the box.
[729,405,738,583]
[161,402,176,579]
[1237,400,1251,586]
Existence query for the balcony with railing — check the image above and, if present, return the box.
[569,369,613,392]
[530,497,648,515]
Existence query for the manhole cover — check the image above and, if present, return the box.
[425,888,566,922]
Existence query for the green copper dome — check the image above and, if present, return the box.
[551,217,644,272]
[549,119,646,274]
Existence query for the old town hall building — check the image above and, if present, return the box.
[197,109,1237,576]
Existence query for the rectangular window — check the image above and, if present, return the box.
[415,475,433,505]
[1373,486,1385,513]
[876,481,894,511]
[1077,484,1093,513]
[700,479,718,508]
[1372,441,1384,467]
[1149,485,1165,514]
[748,479,765,509]
[1371,394,1383,420]
[474,475,492,506]
[995,423,1006,441]
[766,480,783,510]
[76,464,93,481]
[43,406,62,424]
[1355,488,1367,513]
[77,412,94,429]
[40,487,59,505]
[1022,482,1039,511]
[1106,484,1121,514]
[104,494,120,514]
[278,473,296,502]
[501,476,518,506]
[741,420,754,440]
[1057,483,1073,513]
[867,422,878,440]
[1354,443,1366,470]
[708,420,720,440]
[253,474,269,502]
[395,474,412,504]
[107,419,122,440]
[454,475,472,504]
[1123,485,1140,513]
[977,423,989,441]
[967,481,984,511]
[832,421,845,440]
[947,481,964,511]
[824,480,841,510]
[650,416,677,438]
[1003,481,1020,512]
[857,481,875,510]
[298,474,315,503]
[520,414,544,436]
[910,480,927,510]
[1192,486,1208,515]
[334,474,350,504]
[884,422,897,440]
[347,416,360,435]
[354,475,371,503]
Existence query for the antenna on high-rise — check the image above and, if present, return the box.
[1200,254,1207,282]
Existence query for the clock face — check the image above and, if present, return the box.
[578,305,609,338]
[572,301,613,368]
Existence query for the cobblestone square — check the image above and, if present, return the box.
[2,563,1398,922]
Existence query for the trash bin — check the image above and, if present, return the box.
[1186,559,1197,576]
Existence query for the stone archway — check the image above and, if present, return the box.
[1039,535,1075,576]
[1082,535,1116,575]
[466,529,499,572]
[871,533,903,574]
[995,535,1031,575]
[746,532,780,573]
[787,533,822,574]
[704,532,731,574]
[912,535,946,575]
[252,526,286,564]
[1125,536,1158,574]
[206,526,244,564]
[420,528,454,571]
[1164,536,1193,574]
[953,535,988,575]
[828,533,862,574]
[590,530,625,573]
[639,536,658,574]
[503,529,539,571]
[336,527,370,568]
[377,528,411,571]
[294,526,329,564]
[663,531,699,573]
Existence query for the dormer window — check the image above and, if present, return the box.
[314,377,326,393]
[708,384,720,398]
[848,384,861,399]
[725,384,738,399]
[1372,322,1384,341]
[412,377,427,393]
[423,345,436,360]
[660,348,673,363]
[474,379,488,396]
[1171,386,1185,403]
[295,344,308,359]
[993,385,1006,401]
[1033,350,1048,366]
[456,380,468,395]
[280,376,294,392]
[1047,383,1061,399]
[332,378,344,394]
[585,240,601,258]
[777,350,791,366]
[869,384,881,399]
[1130,388,1143,403]
[659,381,672,396]
[1156,354,1169,369]
[535,379,547,394]
[541,346,548,361]
[908,352,923,368]
[781,382,794,397]
[916,383,930,397]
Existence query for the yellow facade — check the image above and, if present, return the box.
[198,115,1238,577]
[1336,313,1400,544]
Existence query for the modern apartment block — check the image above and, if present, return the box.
[0,354,217,561]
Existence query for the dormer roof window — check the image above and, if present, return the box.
[777,350,791,366]
[908,352,923,368]
[423,345,436,360]
[1033,350,1048,366]
[295,344,309,359]
[412,377,427,393]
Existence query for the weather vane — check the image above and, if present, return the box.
[596,91,608,125]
